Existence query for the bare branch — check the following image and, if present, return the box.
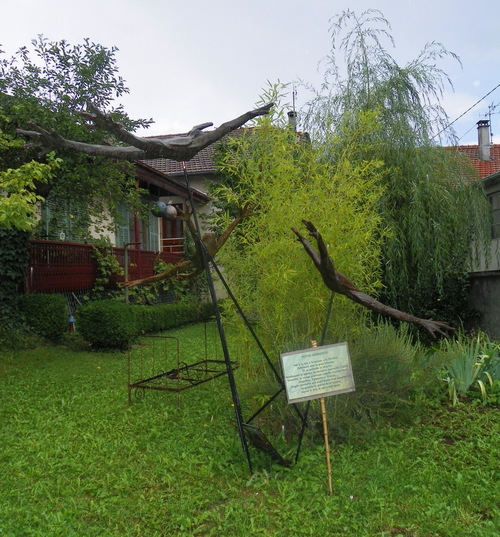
[122,205,254,288]
[292,220,455,339]
[17,102,274,162]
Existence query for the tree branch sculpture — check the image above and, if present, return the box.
[17,102,273,161]
[292,220,455,339]
[122,203,256,288]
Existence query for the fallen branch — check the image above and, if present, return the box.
[292,220,455,339]
[122,204,256,288]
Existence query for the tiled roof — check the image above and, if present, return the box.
[143,133,500,182]
[141,134,220,177]
[135,161,209,202]
[451,144,500,179]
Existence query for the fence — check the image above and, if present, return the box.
[26,240,184,293]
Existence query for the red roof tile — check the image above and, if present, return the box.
[451,144,500,179]
[141,133,221,177]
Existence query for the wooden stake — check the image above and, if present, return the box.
[311,340,333,495]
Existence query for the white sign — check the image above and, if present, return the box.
[280,342,355,404]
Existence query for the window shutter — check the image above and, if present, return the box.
[116,203,132,247]
[147,214,159,251]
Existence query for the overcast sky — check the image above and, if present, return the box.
[2,0,499,144]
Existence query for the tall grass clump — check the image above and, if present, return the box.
[434,331,500,405]
[323,322,434,442]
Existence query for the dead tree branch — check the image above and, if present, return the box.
[292,220,455,339]
[122,204,255,288]
[17,102,273,161]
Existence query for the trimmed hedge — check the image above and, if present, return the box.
[18,293,68,341]
[76,300,215,349]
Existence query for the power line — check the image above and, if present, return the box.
[433,82,500,139]
[457,100,500,142]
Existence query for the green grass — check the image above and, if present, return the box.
[1,324,499,537]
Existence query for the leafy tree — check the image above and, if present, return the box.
[212,91,387,350]
[0,37,149,322]
[301,9,491,324]
[0,36,151,236]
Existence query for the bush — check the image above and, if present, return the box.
[77,300,136,349]
[0,322,41,350]
[18,293,68,341]
[325,322,435,442]
[76,300,215,349]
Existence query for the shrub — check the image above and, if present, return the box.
[0,322,41,350]
[18,293,68,341]
[77,300,136,349]
[326,322,429,442]
[239,321,435,445]
[76,300,215,349]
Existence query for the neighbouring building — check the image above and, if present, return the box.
[453,120,500,337]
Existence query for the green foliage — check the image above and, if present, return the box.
[0,148,61,230]
[0,323,41,350]
[212,96,386,350]
[325,323,434,442]
[18,293,68,341]
[90,244,124,298]
[435,332,500,405]
[246,322,438,444]
[301,9,491,326]
[0,228,30,320]
[76,300,214,348]
[0,35,151,130]
[0,36,148,237]
[0,329,498,536]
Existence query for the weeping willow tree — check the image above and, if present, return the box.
[211,98,387,351]
[302,9,491,324]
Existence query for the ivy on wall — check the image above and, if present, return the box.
[0,228,29,320]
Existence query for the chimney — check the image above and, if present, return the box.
[477,119,491,161]
[287,110,297,132]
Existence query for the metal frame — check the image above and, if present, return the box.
[127,330,237,403]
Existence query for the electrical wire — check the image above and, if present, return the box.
[457,101,500,142]
[433,82,500,139]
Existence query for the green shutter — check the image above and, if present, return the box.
[116,203,132,247]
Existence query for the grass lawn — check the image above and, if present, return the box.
[1,323,499,537]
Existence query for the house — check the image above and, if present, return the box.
[26,152,215,295]
[451,120,500,337]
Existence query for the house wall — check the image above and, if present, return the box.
[468,271,500,339]
[468,174,500,339]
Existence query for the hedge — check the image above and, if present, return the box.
[18,293,68,341]
[76,300,215,349]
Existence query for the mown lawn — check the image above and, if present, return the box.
[1,323,499,537]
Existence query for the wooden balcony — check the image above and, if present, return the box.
[26,240,184,293]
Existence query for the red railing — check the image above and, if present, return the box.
[26,240,184,293]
